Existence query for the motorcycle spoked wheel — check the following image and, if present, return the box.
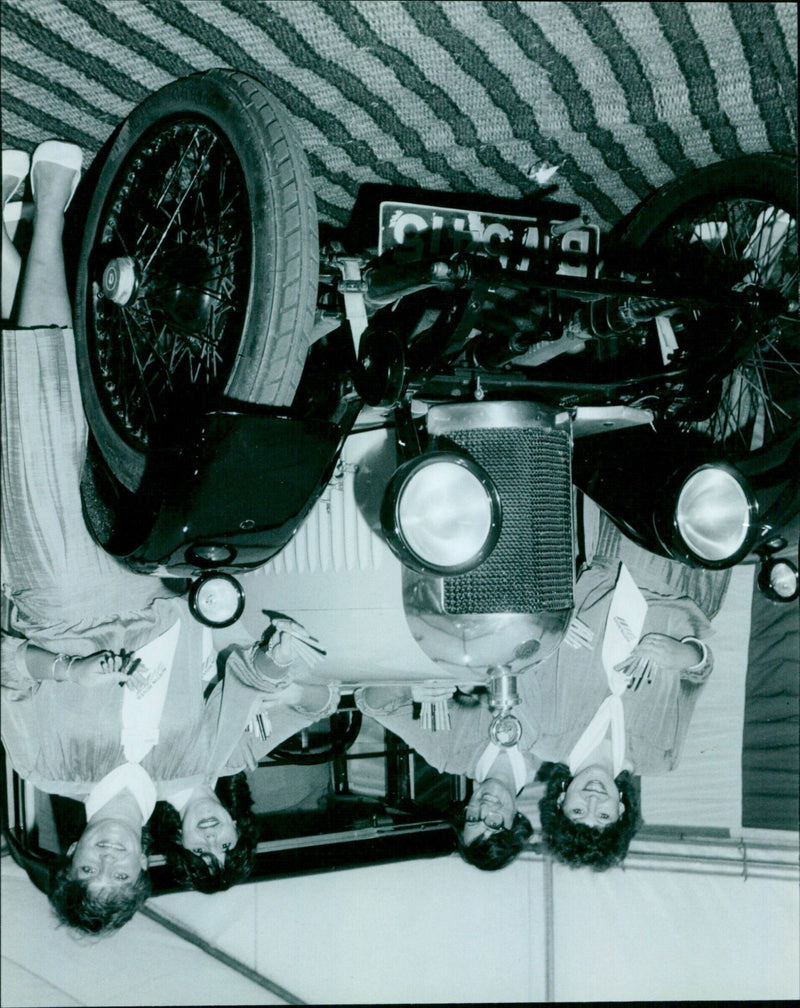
[615,154,798,460]
[74,70,319,492]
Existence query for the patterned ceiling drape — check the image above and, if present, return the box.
[2,1,797,230]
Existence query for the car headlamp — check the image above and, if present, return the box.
[381,451,502,576]
[666,462,759,568]
[189,572,245,627]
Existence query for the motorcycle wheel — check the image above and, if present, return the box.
[616,154,798,459]
[74,70,318,492]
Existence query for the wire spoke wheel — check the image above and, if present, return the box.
[664,198,797,453]
[89,119,250,453]
[617,155,798,461]
[74,71,319,493]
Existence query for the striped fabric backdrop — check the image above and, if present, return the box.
[1,0,797,231]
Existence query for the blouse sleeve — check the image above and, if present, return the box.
[225,644,341,713]
[638,585,716,686]
[209,643,341,777]
[354,685,415,718]
[227,642,298,693]
[0,630,37,699]
[287,682,341,720]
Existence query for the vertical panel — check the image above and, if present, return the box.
[552,864,800,1001]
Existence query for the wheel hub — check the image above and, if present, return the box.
[155,245,217,332]
[102,256,138,306]
[101,246,218,332]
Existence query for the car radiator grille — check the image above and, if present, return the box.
[442,426,574,615]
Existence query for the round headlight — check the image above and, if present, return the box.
[189,572,245,627]
[381,451,502,576]
[672,463,758,567]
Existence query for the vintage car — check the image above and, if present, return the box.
[68,71,797,676]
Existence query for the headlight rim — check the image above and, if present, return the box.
[667,460,759,569]
[380,449,503,577]
[188,571,246,627]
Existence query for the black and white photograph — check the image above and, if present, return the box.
[1,1,798,1004]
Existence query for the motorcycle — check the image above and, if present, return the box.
[72,70,798,664]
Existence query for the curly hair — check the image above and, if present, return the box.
[149,773,259,893]
[538,762,641,871]
[452,804,534,871]
[50,830,152,937]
